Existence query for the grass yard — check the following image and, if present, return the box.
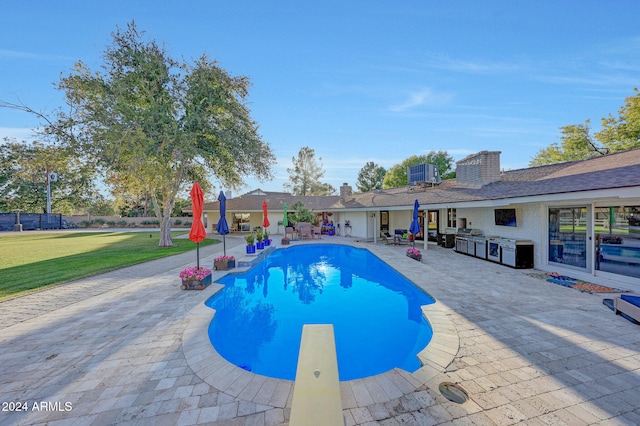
[0,231,217,300]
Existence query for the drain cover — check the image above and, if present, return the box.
[438,382,468,404]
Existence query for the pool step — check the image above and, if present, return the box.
[237,245,276,267]
[290,324,344,426]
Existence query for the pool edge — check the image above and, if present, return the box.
[182,241,461,410]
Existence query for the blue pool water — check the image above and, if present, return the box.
[205,244,434,381]
[601,245,640,258]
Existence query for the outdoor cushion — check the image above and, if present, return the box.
[621,294,640,308]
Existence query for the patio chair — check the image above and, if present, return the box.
[311,226,322,239]
[380,231,393,244]
[297,222,312,240]
[394,229,410,245]
[285,226,297,240]
[614,295,640,324]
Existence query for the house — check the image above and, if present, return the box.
[203,148,640,291]
[203,189,340,234]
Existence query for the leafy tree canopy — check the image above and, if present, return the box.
[47,21,275,246]
[531,88,640,166]
[0,139,99,214]
[284,146,336,196]
[288,201,316,225]
[382,151,455,188]
[356,161,386,192]
[529,121,606,166]
[596,87,640,151]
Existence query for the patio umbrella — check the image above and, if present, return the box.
[215,191,230,256]
[282,202,288,228]
[262,200,270,230]
[409,199,421,249]
[189,182,207,268]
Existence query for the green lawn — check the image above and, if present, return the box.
[0,231,217,300]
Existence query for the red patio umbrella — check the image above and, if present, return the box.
[189,182,207,268]
[262,200,270,229]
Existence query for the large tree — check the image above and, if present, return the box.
[596,87,640,151]
[382,151,455,188]
[284,146,336,195]
[530,89,640,166]
[0,139,99,214]
[529,121,607,166]
[356,161,386,192]
[47,22,275,246]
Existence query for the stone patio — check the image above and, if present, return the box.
[1,234,639,425]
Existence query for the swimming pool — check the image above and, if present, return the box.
[205,244,434,381]
[601,244,640,258]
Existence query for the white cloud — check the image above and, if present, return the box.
[0,49,75,61]
[422,54,525,75]
[389,88,452,112]
[0,127,37,141]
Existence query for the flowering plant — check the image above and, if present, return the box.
[406,248,421,256]
[179,266,212,281]
[214,255,235,263]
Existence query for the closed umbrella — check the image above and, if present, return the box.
[215,191,230,256]
[189,182,207,268]
[282,202,288,228]
[262,200,270,230]
[409,199,421,249]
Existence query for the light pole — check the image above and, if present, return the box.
[46,167,57,214]
[13,209,22,232]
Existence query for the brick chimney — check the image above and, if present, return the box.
[455,151,501,188]
[340,183,353,202]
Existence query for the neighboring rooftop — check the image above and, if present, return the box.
[205,148,640,211]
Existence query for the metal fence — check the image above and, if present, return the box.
[0,213,63,231]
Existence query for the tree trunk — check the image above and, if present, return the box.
[159,215,173,247]
[153,195,174,247]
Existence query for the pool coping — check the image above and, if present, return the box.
[182,243,460,408]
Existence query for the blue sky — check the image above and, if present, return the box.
[2,1,640,196]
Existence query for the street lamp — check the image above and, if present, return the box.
[46,169,57,214]
[13,209,22,232]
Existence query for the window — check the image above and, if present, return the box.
[233,213,250,232]
[548,207,587,268]
[595,206,640,279]
[447,208,456,228]
[380,210,389,232]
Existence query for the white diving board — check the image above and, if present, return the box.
[289,324,344,426]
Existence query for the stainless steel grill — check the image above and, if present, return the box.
[455,228,483,256]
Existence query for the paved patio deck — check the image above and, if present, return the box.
[1,234,639,425]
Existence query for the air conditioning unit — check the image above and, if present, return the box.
[407,164,440,185]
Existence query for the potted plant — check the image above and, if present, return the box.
[255,228,265,250]
[263,229,271,246]
[406,247,422,261]
[179,266,212,290]
[214,255,236,271]
[245,232,256,254]
[281,236,290,245]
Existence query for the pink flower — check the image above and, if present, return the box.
[214,255,235,262]
[180,266,212,281]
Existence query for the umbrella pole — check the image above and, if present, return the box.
[197,243,200,269]
[223,235,226,256]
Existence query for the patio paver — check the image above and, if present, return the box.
[1,234,639,425]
